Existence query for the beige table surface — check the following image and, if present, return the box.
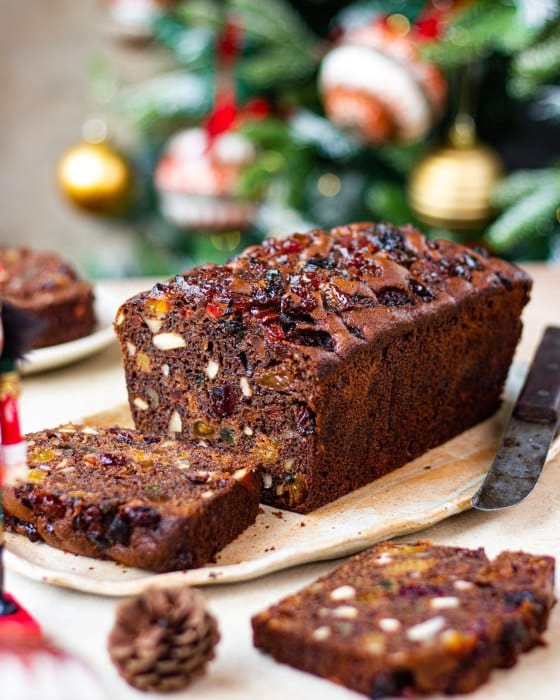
[7,264,560,700]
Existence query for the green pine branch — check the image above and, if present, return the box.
[510,26,560,98]
[422,0,538,69]
[486,177,560,251]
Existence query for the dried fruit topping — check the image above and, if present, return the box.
[288,329,335,351]
[377,288,414,307]
[496,272,513,290]
[408,279,435,302]
[304,256,335,271]
[205,302,226,319]
[211,384,236,417]
[145,296,171,317]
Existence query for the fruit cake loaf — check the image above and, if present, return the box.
[0,246,95,348]
[252,541,556,697]
[114,222,531,513]
[3,424,261,572]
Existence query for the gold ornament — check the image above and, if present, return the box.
[409,115,502,231]
[57,141,131,215]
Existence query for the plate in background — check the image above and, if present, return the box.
[19,285,119,375]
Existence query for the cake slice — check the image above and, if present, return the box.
[4,424,261,572]
[0,246,95,349]
[252,541,555,697]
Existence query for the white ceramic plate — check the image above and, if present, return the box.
[19,286,119,376]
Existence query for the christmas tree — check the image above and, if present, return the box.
[58,0,560,275]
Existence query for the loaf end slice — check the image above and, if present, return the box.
[252,541,555,697]
[4,424,261,572]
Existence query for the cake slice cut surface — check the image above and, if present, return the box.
[252,541,555,697]
[4,424,261,572]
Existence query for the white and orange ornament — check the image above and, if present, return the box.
[319,17,447,144]
[155,124,259,231]
[104,0,174,41]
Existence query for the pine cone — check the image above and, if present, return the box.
[108,586,220,693]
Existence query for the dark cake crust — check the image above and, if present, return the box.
[114,222,531,512]
[252,541,556,697]
[4,424,261,572]
[0,246,95,348]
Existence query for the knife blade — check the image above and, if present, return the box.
[471,325,560,511]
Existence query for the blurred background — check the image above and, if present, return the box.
[2,0,560,278]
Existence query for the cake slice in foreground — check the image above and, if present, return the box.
[252,541,555,697]
[4,424,261,572]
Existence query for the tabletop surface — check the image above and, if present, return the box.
[7,263,560,700]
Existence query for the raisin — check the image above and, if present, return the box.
[304,256,335,271]
[322,282,353,312]
[496,272,513,290]
[289,329,335,351]
[408,279,435,302]
[141,435,161,445]
[211,385,236,417]
[186,471,210,484]
[122,505,160,528]
[35,493,66,520]
[374,224,405,251]
[296,405,316,436]
[218,312,245,338]
[344,323,365,340]
[503,589,539,611]
[472,245,489,258]
[98,453,128,467]
[464,253,482,269]
[387,248,418,266]
[108,428,135,445]
[371,670,414,698]
[377,288,413,307]
[106,515,132,546]
[87,530,110,549]
[195,370,205,386]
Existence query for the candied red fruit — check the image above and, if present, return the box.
[211,385,236,417]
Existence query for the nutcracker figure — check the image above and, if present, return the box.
[0,299,40,632]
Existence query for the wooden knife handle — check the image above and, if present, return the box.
[514,326,560,424]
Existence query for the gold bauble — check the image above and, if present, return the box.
[409,117,502,231]
[57,141,131,215]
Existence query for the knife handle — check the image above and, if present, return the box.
[514,326,560,424]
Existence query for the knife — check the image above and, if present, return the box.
[471,325,560,511]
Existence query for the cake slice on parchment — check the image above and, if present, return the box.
[3,424,261,572]
[252,541,555,697]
